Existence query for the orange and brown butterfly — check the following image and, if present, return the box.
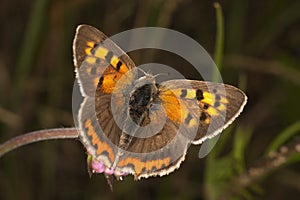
[72,24,247,189]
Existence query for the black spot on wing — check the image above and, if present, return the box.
[91,67,97,75]
[105,51,113,64]
[98,76,104,86]
[116,61,122,71]
[91,46,97,55]
[214,101,220,107]
[180,89,187,98]
[95,58,101,64]
[203,104,209,110]
[196,89,204,101]
[200,112,207,121]
[185,113,193,125]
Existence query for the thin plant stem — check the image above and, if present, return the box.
[0,128,78,158]
[204,3,225,200]
[14,0,50,96]
[212,2,224,82]
[265,120,300,156]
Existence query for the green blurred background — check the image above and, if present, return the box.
[0,0,300,199]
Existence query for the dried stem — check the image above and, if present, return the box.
[0,127,78,158]
[220,137,300,199]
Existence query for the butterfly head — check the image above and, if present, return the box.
[134,71,158,96]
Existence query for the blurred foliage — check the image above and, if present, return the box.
[0,0,300,199]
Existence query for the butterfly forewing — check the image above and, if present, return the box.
[73,25,136,97]
[73,25,107,68]
[158,79,247,144]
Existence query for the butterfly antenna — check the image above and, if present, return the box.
[105,174,114,191]
[137,67,147,76]
[153,72,169,79]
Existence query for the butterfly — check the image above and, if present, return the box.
[72,24,247,189]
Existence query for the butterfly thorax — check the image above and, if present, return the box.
[129,82,159,127]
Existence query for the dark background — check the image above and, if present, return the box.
[0,0,300,199]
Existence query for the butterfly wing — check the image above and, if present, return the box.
[158,79,247,144]
[73,24,136,97]
[73,25,137,168]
